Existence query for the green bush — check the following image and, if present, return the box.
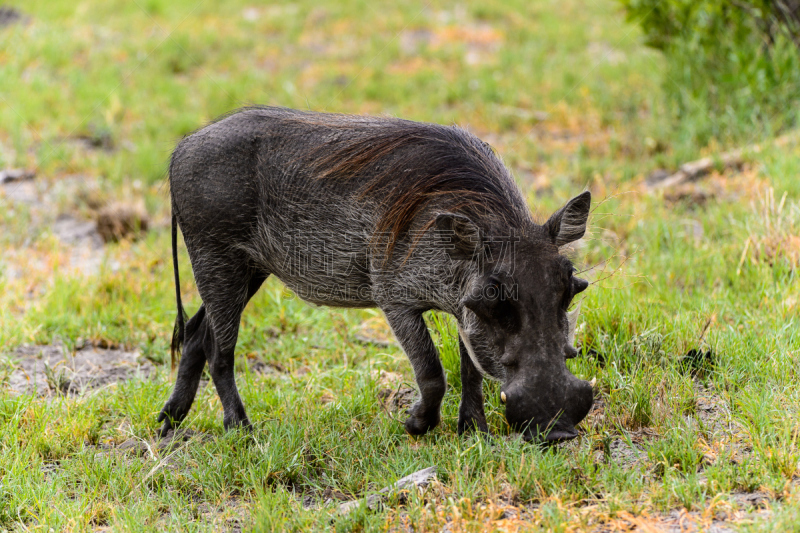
[620,0,800,143]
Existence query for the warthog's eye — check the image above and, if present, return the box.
[463,275,520,332]
[499,351,518,367]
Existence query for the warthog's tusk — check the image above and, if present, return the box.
[589,377,596,388]
[500,391,507,404]
[567,302,581,347]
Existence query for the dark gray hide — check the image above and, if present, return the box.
[160,107,593,442]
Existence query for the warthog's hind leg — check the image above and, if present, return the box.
[158,305,210,437]
[203,271,268,431]
[159,270,267,435]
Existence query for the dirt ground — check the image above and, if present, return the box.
[3,341,152,396]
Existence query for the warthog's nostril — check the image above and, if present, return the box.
[564,345,578,359]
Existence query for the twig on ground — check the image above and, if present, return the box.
[648,130,800,191]
[0,168,35,184]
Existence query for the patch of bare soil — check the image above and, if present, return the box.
[579,384,778,531]
[648,163,772,212]
[68,125,116,152]
[582,396,650,468]
[0,169,42,204]
[591,382,775,531]
[663,183,718,207]
[693,382,734,436]
[605,436,648,468]
[1,173,106,276]
[1,171,151,278]
[2,341,153,396]
[396,7,503,66]
[688,380,751,467]
[587,41,626,65]
[373,370,416,414]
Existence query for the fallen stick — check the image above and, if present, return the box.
[0,168,35,184]
[337,466,437,515]
[648,149,748,190]
[648,130,800,191]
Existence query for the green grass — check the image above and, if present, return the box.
[1,0,800,531]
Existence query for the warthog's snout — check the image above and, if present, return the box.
[503,375,594,443]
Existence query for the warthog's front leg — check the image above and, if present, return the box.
[383,308,446,435]
[457,337,489,435]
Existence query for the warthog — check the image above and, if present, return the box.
[160,107,593,442]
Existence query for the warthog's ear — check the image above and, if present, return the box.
[434,213,483,260]
[544,191,591,247]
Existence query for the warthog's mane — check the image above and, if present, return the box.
[238,106,534,256]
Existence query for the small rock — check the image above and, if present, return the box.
[322,487,351,502]
[337,466,437,515]
[0,6,26,29]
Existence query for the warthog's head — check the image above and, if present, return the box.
[440,191,594,442]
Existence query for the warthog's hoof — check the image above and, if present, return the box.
[404,415,439,435]
[158,420,175,439]
[456,412,489,435]
[157,403,186,438]
[404,403,440,435]
[223,415,253,433]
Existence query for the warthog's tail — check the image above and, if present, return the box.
[170,208,188,369]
